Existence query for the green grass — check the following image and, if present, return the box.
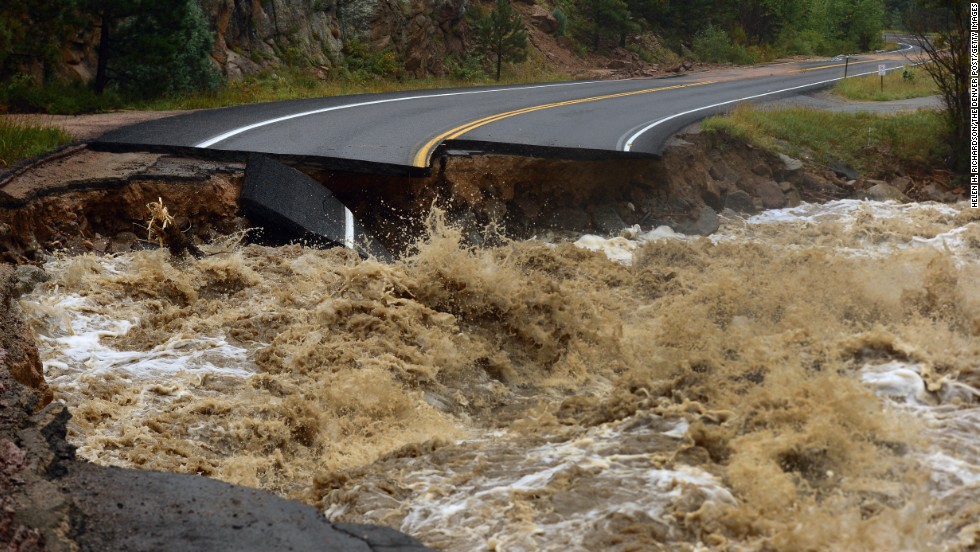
[137,64,572,111]
[2,79,124,115]
[0,119,74,168]
[2,59,572,115]
[833,67,938,101]
[702,104,948,175]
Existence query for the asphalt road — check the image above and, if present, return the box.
[96,41,921,175]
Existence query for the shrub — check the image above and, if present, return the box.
[693,25,759,65]
[2,78,121,115]
[552,7,567,37]
[342,40,402,80]
[447,55,487,80]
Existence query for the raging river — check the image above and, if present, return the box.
[17,199,980,550]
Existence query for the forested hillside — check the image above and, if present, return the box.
[0,0,909,107]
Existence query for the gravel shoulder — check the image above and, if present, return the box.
[761,89,943,113]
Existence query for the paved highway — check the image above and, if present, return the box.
[96,42,919,175]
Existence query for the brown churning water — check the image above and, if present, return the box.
[19,200,980,550]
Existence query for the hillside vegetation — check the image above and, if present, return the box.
[0,0,909,112]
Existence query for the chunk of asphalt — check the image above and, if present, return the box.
[65,463,431,551]
[828,159,859,181]
[241,154,391,261]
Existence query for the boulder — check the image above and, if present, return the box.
[828,159,859,181]
[751,163,772,178]
[592,205,628,235]
[891,175,913,193]
[12,265,50,298]
[672,206,720,236]
[725,190,757,214]
[701,180,724,211]
[920,184,957,203]
[777,153,804,173]
[741,179,786,209]
[785,189,802,207]
[529,6,558,33]
[548,207,590,232]
[859,182,909,203]
[225,50,261,82]
[800,172,844,200]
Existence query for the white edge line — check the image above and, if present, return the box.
[622,64,910,152]
[343,207,355,250]
[195,80,610,148]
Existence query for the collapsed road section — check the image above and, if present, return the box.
[1,131,851,265]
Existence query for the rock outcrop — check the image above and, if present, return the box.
[60,0,471,83]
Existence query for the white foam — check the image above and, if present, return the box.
[860,362,934,405]
[379,417,735,551]
[574,225,685,264]
[28,291,253,384]
[573,234,638,264]
[860,360,980,504]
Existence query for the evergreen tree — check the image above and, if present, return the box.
[475,0,528,81]
[0,0,78,81]
[573,0,635,50]
[82,0,219,98]
[809,0,885,52]
[737,0,805,45]
[81,0,140,94]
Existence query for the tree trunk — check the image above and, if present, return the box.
[94,9,110,95]
[495,36,503,81]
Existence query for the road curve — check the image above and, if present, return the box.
[95,46,920,175]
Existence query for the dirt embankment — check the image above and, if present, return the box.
[1,123,945,263]
[0,133,857,263]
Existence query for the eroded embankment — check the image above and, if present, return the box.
[2,131,862,264]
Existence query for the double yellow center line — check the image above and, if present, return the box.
[412,80,715,168]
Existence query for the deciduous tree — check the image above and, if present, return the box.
[906,0,970,176]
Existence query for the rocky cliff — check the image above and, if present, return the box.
[61,0,471,83]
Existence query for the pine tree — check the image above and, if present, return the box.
[82,0,219,98]
[80,0,140,94]
[573,0,636,51]
[475,0,528,81]
[0,0,78,81]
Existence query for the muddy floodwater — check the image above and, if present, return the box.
[18,200,980,550]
